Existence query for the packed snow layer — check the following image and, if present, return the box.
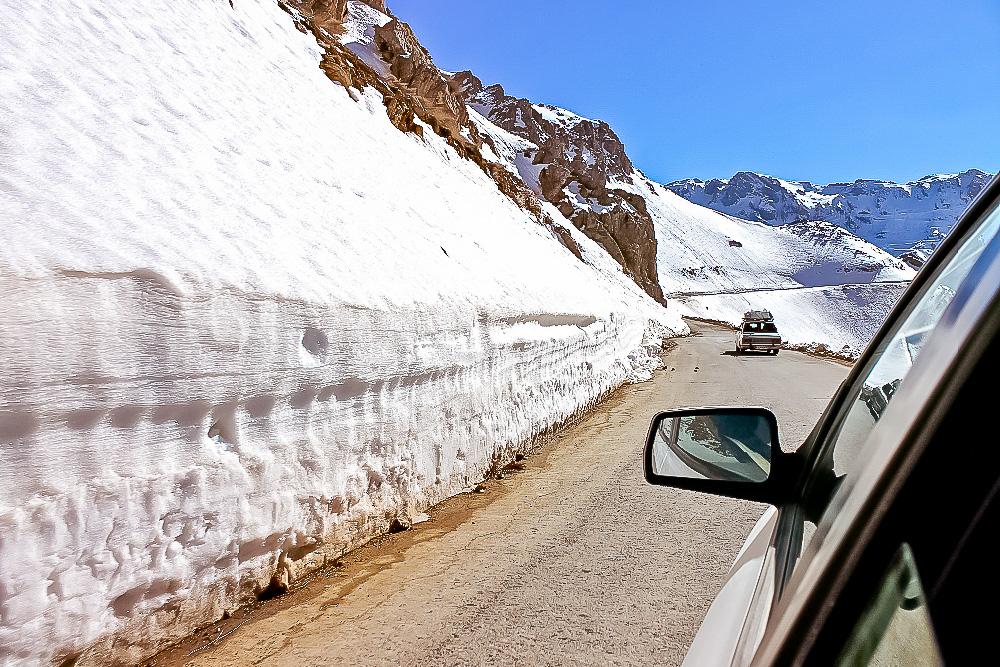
[677,283,910,358]
[0,1,683,664]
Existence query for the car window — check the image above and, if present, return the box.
[800,200,1000,540]
[836,545,943,666]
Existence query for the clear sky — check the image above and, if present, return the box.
[389,0,999,185]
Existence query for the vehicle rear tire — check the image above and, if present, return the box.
[773,349,780,356]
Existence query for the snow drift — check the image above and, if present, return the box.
[0,1,681,663]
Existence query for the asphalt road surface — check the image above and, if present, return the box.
[167,321,849,667]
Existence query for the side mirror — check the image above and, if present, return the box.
[644,407,803,506]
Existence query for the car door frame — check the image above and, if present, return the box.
[704,173,1000,663]
[765,173,1000,588]
[669,175,1000,666]
[752,174,1000,665]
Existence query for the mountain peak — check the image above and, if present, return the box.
[448,69,485,99]
[447,72,658,300]
[667,169,995,255]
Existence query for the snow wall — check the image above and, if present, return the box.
[0,1,682,663]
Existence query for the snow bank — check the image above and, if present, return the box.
[0,1,681,663]
[677,283,909,359]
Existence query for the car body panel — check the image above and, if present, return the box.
[664,176,1000,666]
[736,312,782,352]
[683,506,779,667]
[737,334,782,352]
[752,201,1000,665]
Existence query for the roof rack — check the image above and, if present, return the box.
[742,310,774,322]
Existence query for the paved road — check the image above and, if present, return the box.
[169,321,848,667]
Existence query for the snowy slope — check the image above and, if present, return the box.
[468,108,545,194]
[0,1,682,664]
[456,74,915,303]
[668,170,994,257]
[625,177,913,358]
[339,0,393,74]
[608,175,914,295]
[470,112,914,358]
[677,283,909,358]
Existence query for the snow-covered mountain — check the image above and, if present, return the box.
[668,170,994,262]
[451,70,665,302]
[0,0,917,663]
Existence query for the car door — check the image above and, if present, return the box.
[755,176,1000,665]
[646,173,1000,667]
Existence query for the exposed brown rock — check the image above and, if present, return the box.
[373,18,475,150]
[450,70,665,304]
[278,2,449,144]
[286,0,348,35]
[274,2,587,263]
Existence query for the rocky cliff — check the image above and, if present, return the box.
[281,0,584,258]
[450,71,664,304]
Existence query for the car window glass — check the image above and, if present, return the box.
[812,203,999,477]
[824,203,999,478]
[836,545,943,667]
[798,201,999,552]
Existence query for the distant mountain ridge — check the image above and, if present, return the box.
[667,170,994,262]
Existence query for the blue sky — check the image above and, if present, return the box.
[390,0,999,185]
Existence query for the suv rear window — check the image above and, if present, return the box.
[744,322,778,333]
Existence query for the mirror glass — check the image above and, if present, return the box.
[650,412,772,483]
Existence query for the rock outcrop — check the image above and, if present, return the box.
[373,19,472,146]
[279,1,583,260]
[450,71,665,304]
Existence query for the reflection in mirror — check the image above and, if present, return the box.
[651,412,772,483]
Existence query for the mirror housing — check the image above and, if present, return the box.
[644,407,804,506]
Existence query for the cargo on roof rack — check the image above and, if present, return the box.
[742,310,774,322]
